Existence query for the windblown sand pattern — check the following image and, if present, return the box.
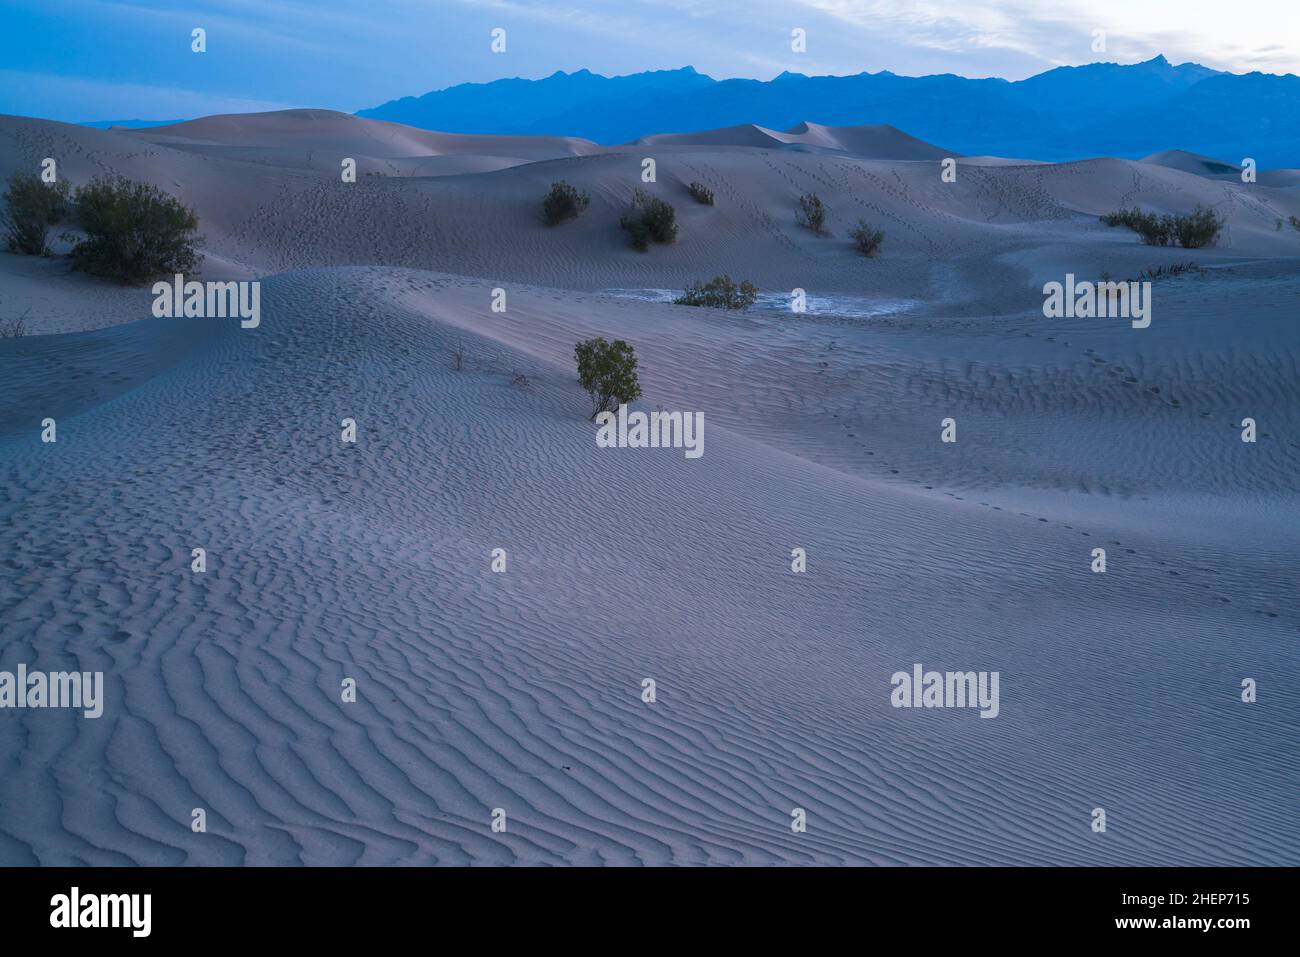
[0,111,1296,865]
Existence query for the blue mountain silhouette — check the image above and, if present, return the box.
[357,56,1300,166]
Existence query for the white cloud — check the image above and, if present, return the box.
[791,0,1300,77]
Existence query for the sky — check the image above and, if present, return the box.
[2,0,1298,122]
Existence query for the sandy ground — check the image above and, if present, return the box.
[0,110,1296,865]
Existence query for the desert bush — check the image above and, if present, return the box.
[1290,215,1300,231]
[1099,208,1144,229]
[1169,205,1222,249]
[0,311,29,338]
[2,173,70,255]
[69,176,201,283]
[796,193,828,235]
[687,182,715,205]
[575,336,642,419]
[1137,262,1203,281]
[1101,207,1170,245]
[620,189,677,251]
[620,217,651,251]
[1135,219,1173,246]
[542,180,590,225]
[849,219,885,257]
[674,275,758,310]
[1101,205,1222,248]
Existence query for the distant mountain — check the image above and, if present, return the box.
[357,56,1300,166]
[79,119,184,129]
[358,66,714,135]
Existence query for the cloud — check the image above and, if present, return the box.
[3,0,1295,122]
[791,0,1300,76]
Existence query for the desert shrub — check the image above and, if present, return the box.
[575,337,642,419]
[542,180,590,225]
[620,189,677,251]
[620,216,651,251]
[1135,219,1173,246]
[1136,262,1203,282]
[2,173,70,255]
[69,176,201,283]
[1100,208,1137,228]
[1290,215,1300,231]
[1101,205,1222,248]
[1101,207,1170,245]
[796,193,828,235]
[674,275,758,310]
[687,181,715,205]
[849,219,885,257]
[1169,205,1222,249]
[0,311,29,338]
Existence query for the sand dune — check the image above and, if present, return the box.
[1,109,1297,865]
[1142,149,1242,177]
[8,110,1299,313]
[1142,149,1300,188]
[139,108,600,160]
[635,121,955,160]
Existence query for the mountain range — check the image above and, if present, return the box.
[357,56,1300,166]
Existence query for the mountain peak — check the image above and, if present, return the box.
[356,60,1297,163]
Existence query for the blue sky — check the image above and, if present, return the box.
[2,0,1298,122]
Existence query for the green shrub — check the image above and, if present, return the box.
[542,180,590,225]
[796,193,828,235]
[687,182,714,205]
[1101,207,1170,245]
[1136,262,1203,281]
[1101,205,1222,248]
[2,173,70,255]
[674,275,758,310]
[1100,208,1144,229]
[575,337,642,419]
[1169,205,1222,248]
[620,215,651,251]
[620,189,677,251]
[69,176,201,283]
[0,311,29,338]
[849,219,885,257]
